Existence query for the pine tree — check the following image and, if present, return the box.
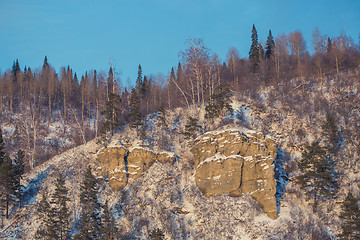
[249,24,260,73]
[259,43,265,59]
[0,154,15,218]
[51,173,71,240]
[75,166,101,240]
[338,192,360,239]
[129,88,142,129]
[136,64,145,95]
[327,37,332,54]
[0,129,5,165]
[12,59,20,77]
[43,56,49,68]
[184,117,201,140]
[149,228,165,240]
[157,106,168,130]
[101,92,121,136]
[36,193,56,240]
[107,66,115,95]
[13,150,25,208]
[322,113,340,155]
[265,30,275,59]
[296,141,338,212]
[205,84,233,123]
[100,200,119,240]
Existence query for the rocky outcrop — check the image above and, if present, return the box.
[96,142,129,191]
[96,141,174,191]
[127,148,174,179]
[191,128,278,219]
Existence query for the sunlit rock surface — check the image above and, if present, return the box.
[191,128,278,219]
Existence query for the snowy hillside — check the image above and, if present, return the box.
[1,69,360,239]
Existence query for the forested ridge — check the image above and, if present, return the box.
[1,26,360,239]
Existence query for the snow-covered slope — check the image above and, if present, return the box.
[2,70,360,239]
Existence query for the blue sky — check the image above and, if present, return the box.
[0,0,359,85]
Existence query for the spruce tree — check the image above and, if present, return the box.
[12,59,20,77]
[129,88,142,129]
[0,129,5,165]
[0,155,15,218]
[296,141,338,212]
[100,200,119,240]
[43,56,49,68]
[75,166,101,240]
[136,64,143,94]
[249,24,260,73]
[51,173,71,240]
[205,84,233,123]
[149,228,165,240]
[184,117,201,140]
[322,113,340,155]
[101,92,121,136]
[265,30,275,59]
[13,150,25,208]
[157,106,168,130]
[36,193,56,240]
[338,192,360,239]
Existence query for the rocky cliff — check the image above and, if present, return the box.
[96,128,278,219]
[96,141,175,191]
[191,128,278,219]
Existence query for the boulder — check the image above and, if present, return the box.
[191,128,278,219]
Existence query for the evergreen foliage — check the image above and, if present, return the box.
[13,150,25,207]
[129,88,142,129]
[265,30,275,59]
[184,116,201,140]
[205,84,233,122]
[36,193,56,240]
[136,64,143,93]
[0,130,15,219]
[43,56,49,68]
[338,192,360,239]
[75,166,101,240]
[322,113,340,155]
[0,129,5,165]
[296,141,338,212]
[0,155,15,218]
[12,59,20,77]
[36,174,71,240]
[157,106,168,130]
[149,228,165,240]
[101,92,122,136]
[249,24,260,73]
[51,173,71,240]
[100,200,119,240]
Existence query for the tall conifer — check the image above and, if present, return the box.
[51,173,71,240]
[338,192,360,239]
[249,24,260,73]
[297,141,338,212]
[75,166,101,240]
[129,88,142,129]
[100,200,119,239]
[265,30,275,59]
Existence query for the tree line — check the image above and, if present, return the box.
[0,26,359,169]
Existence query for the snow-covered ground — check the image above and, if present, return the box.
[2,70,360,239]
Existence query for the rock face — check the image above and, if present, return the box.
[191,128,278,219]
[96,141,174,191]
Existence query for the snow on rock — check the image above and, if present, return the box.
[191,128,278,219]
[95,141,175,191]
